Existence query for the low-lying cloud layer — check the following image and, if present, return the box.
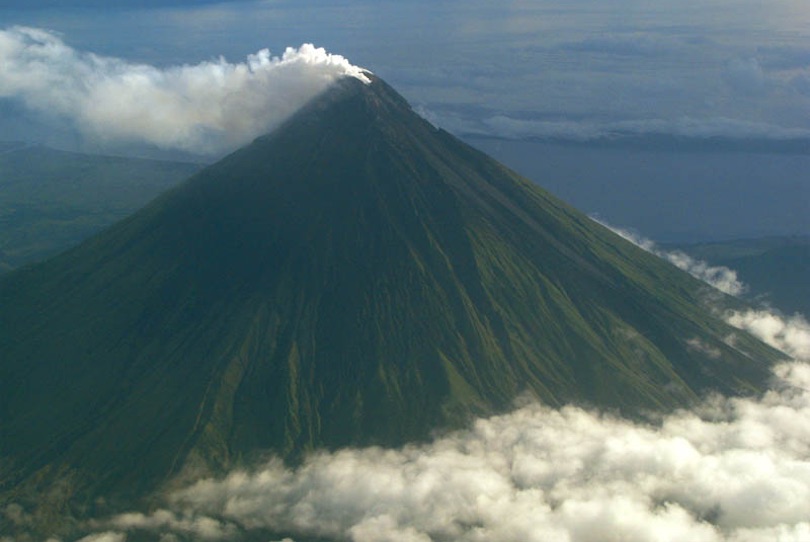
[0,26,369,155]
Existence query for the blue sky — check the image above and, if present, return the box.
[3,0,810,149]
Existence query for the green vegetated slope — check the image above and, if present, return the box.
[0,76,781,519]
[671,236,810,317]
[0,144,201,270]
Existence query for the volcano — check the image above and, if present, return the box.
[0,75,779,520]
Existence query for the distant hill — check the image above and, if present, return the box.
[0,144,201,270]
[669,236,810,318]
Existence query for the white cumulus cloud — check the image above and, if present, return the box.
[726,311,810,361]
[0,26,370,155]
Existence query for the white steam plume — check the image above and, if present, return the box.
[0,26,370,155]
[595,220,746,296]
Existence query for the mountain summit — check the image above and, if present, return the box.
[0,75,778,516]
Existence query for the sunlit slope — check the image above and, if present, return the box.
[0,76,779,505]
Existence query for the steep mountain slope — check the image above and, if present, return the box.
[0,76,779,517]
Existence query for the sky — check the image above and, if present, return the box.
[2,0,810,153]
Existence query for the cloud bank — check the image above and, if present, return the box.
[0,26,369,155]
